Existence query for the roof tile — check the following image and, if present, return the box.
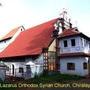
[0,18,58,58]
[58,28,81,38]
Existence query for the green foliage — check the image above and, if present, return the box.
[25,72,83,83]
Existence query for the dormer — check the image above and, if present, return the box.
[0,26,25,42]
[0,26,25,52]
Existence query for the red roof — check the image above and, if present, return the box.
[0,18,58,58]
[58,28,81,38]
[0,26,21,41]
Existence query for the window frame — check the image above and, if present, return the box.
[71,39,76,46]
[67,63,75,70]
[19,67,24,73]
[63,40,68,47]
[83,62,87,70]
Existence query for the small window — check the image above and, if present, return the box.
[19,67,24,73]
[6,66,9,71]
[67,63,75,70]
[64,40,68,47]
[26,65,31,70]
[83,62,87,69]
[71,39,75,46]
[4,41,6,43]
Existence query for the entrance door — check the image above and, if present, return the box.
[25,65,31,79]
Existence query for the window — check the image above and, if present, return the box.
[26,65,31,69]
[21,29,22,31]
[6,66,9,71]
[81,38,84,47]
[67,63,75,70]
[12,64,14,75]
[71,39,75,46]
[4,41,6,43]
[64,40,68,47]
[19,67,24,73]
[83,62,87,69]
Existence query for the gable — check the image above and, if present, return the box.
[48,39,56,52]
[0,26,24,41]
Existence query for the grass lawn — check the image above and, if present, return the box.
[0,72,84,84]
[24,72,84,84]
[0,72,87,90]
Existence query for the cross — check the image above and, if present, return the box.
[60,8,67,19]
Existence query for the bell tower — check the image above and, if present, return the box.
[53,10,73,71]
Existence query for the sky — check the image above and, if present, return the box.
[0,0,90,37]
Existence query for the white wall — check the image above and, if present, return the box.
[4,54,44,79]
[5,61,26,77]
[0,67,6,81]
[25,54,44,78]
[0,26,25,52]
[0,39,10,52]
[9,26,25,43]
[59,36,90,54]
[60,57,89,76]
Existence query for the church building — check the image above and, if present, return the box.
[0,14,90,79]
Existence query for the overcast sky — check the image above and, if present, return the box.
[0,0,90,37]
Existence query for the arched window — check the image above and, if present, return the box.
[83,62,87,69]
